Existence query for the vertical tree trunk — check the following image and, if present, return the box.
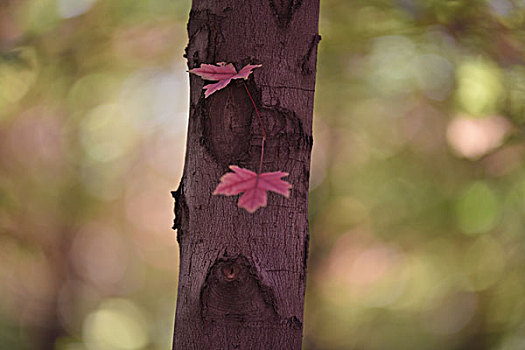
[172,1,320,348]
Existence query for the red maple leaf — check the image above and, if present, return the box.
[189,62,262,98]
[213,166,292,213]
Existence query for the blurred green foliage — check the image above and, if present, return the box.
[1,0,525,349]
[306,0,525,349]
[0,0,189,349]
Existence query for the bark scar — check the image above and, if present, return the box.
[301,231,310,281]
[201,82,253,167]
[301,34,321,75]
[171,180,189,244]
[184,9,226,67]
[268,0,303,28]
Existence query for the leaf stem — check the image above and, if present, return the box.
[258,137,265,176]
[243,82,266,175]
[243,82,266,140]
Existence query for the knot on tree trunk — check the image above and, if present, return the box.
[200,255,279,325]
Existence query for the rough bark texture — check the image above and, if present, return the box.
[172,1,320,349]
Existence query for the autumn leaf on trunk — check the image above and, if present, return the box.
[189,62,262,98]
[213,165,292,213]
[190,62,291,212]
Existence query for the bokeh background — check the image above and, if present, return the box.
[1,0,525,349]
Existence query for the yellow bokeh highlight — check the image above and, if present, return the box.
[456,59,504,116]
[0,47,38,118]
[83,299,149,350]
[80,104,138,162]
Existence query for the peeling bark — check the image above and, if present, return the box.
[172,0,319,348]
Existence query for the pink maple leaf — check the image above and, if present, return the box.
[213,165,292,213]
[189,62,262,98]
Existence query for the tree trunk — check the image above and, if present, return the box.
[172,1,320,348]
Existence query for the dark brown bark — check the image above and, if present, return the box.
[172,1,319,349]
